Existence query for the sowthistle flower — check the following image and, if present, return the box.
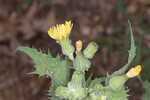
[48,21,73,40]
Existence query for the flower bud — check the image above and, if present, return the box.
[70,71,85,88]
[73,53,91,71]
[59,38,75,60]
[67,71,87,100]
[109,75,127,91]
[83,42,98,59]
[76,40,82,52]
[126,65,142,78]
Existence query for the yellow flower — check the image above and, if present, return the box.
[75,40,82,52]
[126,65,142,78]
[48,20,73,40]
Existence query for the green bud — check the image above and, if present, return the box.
[83,42,98,59]
[55,86,69,99]
[109,75,127,91]
[73,53,91,71]
[66,71,87,100]
[58,38,75,60]
[70,71,85,88]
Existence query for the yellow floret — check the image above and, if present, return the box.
[126,65,142,78]
[48,21,73,40]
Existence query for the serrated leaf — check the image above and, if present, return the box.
[17,46,71,85]
[112,20,136,76]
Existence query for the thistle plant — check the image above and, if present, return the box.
[17,20,142,100]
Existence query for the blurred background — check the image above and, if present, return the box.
[0,0,150,100]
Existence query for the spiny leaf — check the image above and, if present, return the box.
[17,46,71,85]
[112,20,136,76]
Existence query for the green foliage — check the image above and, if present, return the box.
[16,46,71,86]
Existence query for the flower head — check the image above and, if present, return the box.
[126,65,142,78]
[48,21,73,40]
